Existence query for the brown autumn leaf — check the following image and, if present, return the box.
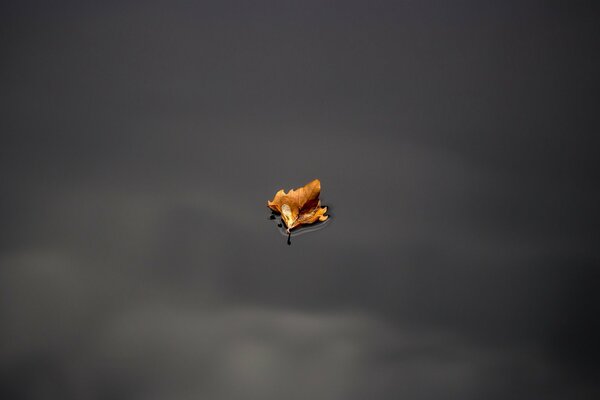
[267,179,329,233]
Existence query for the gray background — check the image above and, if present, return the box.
[1,1,599,399]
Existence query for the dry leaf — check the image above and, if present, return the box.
[267,179,329,232]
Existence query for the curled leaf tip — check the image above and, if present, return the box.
[267,179,329,231]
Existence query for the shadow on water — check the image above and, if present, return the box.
[268,205,334,246]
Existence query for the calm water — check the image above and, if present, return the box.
[1,2,598,399]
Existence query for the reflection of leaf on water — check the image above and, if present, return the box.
[267,179,329,233]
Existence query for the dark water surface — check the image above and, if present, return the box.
[1,1,599,399]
